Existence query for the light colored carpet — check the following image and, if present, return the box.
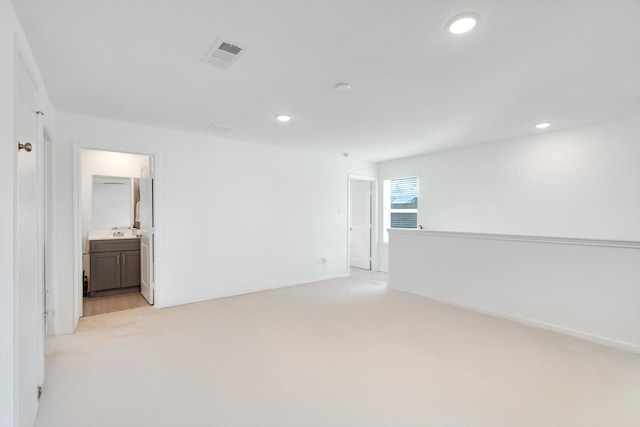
[36,273,640,427]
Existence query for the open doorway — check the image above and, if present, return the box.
[348,175,377,274]
[77,149,155,317]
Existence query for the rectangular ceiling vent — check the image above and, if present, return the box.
[203,38,245,69]
[206,123,236,134]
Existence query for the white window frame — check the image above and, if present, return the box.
[383,176,419,243]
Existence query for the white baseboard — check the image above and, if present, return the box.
[153,273,351,311]
[394,289,640,354]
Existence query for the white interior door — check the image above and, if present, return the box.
[16,52,43,427]
[350,180,372,270]
[139,157,155,304]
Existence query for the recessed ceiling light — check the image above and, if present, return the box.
[276,115,291,122]
[341,153,350,157]
[447,13,479,34]
[335,82,351,91]
[535,122,551,129]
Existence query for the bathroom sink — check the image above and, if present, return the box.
[88,230,138,241]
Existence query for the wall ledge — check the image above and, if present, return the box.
[388,228,640,249]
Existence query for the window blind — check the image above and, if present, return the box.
[389,176,418,229]
[390,177,418,209]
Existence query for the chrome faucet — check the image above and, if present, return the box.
[111,226,132,237]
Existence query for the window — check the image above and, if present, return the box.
[383,176,418,243]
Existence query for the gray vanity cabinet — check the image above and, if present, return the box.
[90,239,141,295]
[120,250,141,288]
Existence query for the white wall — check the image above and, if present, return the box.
[53,112,377,334]
[389,229,640,352]
[0,2,56,426]
[378,116,640,268]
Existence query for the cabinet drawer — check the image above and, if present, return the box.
[90,239,140,253]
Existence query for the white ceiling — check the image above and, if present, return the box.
[13,0,640,162]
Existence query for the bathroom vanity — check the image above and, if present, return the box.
[88,232,141,296]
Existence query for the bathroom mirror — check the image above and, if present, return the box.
[92,176,135,230]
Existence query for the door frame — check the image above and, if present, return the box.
[43,127,55,336]
[347,174,378,275]
[71,145,159,327]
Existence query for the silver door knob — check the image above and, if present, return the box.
[18,141,32,152]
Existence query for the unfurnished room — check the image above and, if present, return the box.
[1,1,639,426]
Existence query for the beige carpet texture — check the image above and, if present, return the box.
[36,274,640,427]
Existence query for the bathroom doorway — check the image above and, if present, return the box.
[77,148,156,318]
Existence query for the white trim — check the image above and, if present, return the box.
[43,126,56,336]
[35,93,45,389]
[388,228,640,249]
[394,290,640,354]
[159,273,350,310]
[72,143,81,325]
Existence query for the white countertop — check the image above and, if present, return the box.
[88,230,140,241]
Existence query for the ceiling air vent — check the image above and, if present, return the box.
[207,123,236,134]
[203,38,245,69]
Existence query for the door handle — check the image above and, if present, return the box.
[123,254,126,264]
[18,141,33,152]
[116,254,119,265]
